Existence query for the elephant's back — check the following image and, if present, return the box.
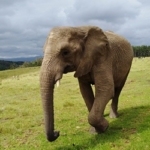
[105,31,133,58]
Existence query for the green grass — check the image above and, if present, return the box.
[0,67,40,80]
[0,58,150,150]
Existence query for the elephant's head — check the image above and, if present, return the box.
[40,26,109,142]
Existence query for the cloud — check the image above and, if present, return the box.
[66,0,140,24]
[0,0,150,58]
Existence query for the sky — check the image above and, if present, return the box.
[0,0,150,58]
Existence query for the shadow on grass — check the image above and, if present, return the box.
[55,105,150,150]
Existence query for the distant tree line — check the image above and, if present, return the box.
[0,58,43,71]
[0,60,24,71]
[21,58,43,68]
[133,45,150,57]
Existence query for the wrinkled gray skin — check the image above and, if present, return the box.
[40,26,133,142]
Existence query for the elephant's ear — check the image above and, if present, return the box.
[74,27,109,78]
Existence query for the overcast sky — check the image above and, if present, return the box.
[0,0,150,58]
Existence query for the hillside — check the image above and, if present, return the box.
[0,67,40,80]
[0,57,150,150]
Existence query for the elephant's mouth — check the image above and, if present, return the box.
[63,65,75,74]
[54,65,75,87]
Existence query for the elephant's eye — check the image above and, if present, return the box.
[62,49,70,57]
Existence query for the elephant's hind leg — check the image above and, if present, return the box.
[109,87,122,118]
[109,72,129,118]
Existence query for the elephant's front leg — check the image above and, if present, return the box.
[78,78,94,112]
[78,78,97,133]
[88,76,114,133]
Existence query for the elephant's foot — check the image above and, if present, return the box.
[89,118,109,134]
[95,118,109,133]
[89,126,97,134]
[109,109,119,118]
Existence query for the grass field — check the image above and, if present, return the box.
[0,58,150,150]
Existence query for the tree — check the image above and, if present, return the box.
[132,45,150,57]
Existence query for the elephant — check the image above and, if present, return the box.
[40,26,133,142]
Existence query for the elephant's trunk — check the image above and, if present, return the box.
[40,58,60,142]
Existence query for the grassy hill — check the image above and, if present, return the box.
[0,67,40,80]
[0,58,150,150]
